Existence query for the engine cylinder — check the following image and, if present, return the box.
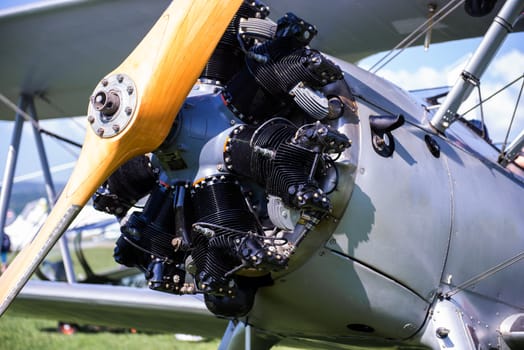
[190,175,262,294]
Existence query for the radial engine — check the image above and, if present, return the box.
[93,1,357,318]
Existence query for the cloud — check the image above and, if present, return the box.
[376,53,471,90]
[489,49,524,82]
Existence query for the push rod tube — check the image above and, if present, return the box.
[430,0,524,133]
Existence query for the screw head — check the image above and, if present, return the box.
[436,327,450,339]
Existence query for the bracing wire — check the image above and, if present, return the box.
[368,0,465,73]
[474,82,487,140]
[500,76,524,154]
[458,73,524,153]
[445,251,524,298]
[0,92,83,150]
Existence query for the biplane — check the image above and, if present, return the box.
[0,0,523,349]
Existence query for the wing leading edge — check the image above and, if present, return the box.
[1,0,522,120]
[265,0,524,62]
[0,0,171,120]
[9,280,227,337]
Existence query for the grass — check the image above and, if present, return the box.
[0,313,311,350]
[0,313,396,349]
[0,313,223,350]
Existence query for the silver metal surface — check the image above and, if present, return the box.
[328,62,452,300]
[418,298,480,349]
[153,84,241,183]
[87,73,137,138]
[500,314,524,349]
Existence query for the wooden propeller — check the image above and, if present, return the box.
[0,0,242,315]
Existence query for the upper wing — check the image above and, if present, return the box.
[265,0,524,61]
[10,280,228,337]
[1,0,521,120]
[0,0,171,120]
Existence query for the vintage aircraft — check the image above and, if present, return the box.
[0,0,523,349]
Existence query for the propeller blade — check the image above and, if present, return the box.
[0,0,242,315]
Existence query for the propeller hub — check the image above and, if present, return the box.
[93,90,120,116]
[88,73,137,138]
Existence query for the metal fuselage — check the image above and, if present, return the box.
[166,57,524,349]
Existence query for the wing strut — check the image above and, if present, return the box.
[0,97,26,268]
[218,321,281,350]
[430,0,524,132]
[26,96,76,283]
[0,94,76,282]
[500,129,524,166]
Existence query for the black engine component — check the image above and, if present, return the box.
[204,275,273,318]
[224,12,343,124]
[224,119,350,212]
[465,0,498,17]
[369,114,405,158]
[93,155,157,218]
[190,175,282,296]
[200,0,272,84]
[204,288,256,319]
[114,182,189,293]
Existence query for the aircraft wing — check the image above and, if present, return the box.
[266,0,524,61]
[10,280,228,337]
[0,0,171,120]
[1,0,522,120]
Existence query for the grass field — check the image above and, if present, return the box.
[0,313,314,350]
[0,313,223,350]
[0,313,395,350]
[0,311,392,350]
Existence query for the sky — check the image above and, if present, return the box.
[358,32,524,145]
[0,3,523,187]
[0,117,85,185]
[0,0,78,10]
[0,0,33,7]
